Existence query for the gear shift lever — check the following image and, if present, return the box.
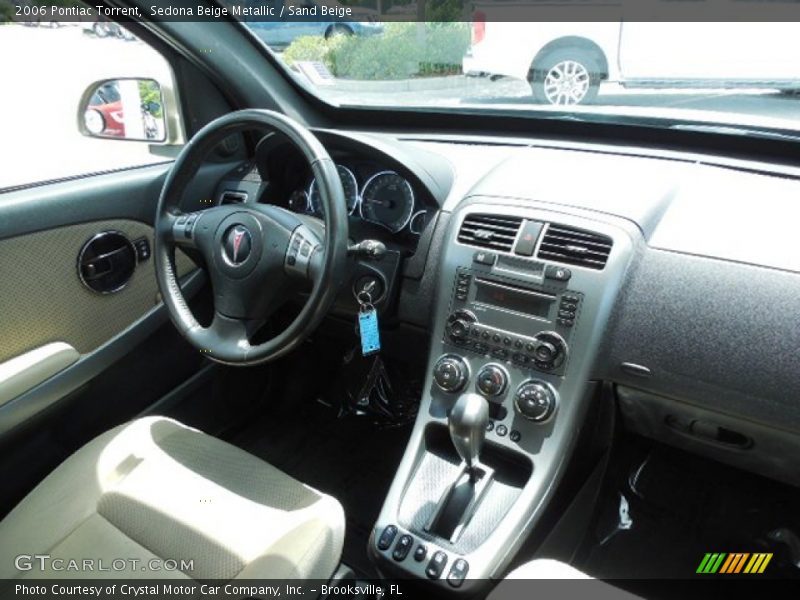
[448,393,489,471]
[427,393,492,541]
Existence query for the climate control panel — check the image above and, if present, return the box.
[431,351,560,437]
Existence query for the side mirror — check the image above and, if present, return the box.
[78,78,167,143]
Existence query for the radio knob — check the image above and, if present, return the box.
[446,310,477,343]
[515,381,557,422]
[476,364,508,397]
[531,331,568,370]
[433,354,469,393]
[533,341,557,363]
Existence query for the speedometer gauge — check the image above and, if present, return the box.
[308,165,359,216]
[359,171,414,233]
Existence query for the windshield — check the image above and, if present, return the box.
[232,2,800,138]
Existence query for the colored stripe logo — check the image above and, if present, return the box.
[697,553,772,574]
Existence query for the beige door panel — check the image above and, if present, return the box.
[0,220,195,365]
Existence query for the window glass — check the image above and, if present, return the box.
[231,0,800,140]
[0,10,180,191]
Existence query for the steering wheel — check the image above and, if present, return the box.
[154,109,349,365]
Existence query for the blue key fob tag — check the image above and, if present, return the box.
[358,308,381,356]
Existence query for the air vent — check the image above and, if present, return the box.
[219,190,247,205]
[457,213,523,252]
[537,224,613,270]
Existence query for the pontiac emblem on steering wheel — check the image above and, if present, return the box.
[223,225,252,266]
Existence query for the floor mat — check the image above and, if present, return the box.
[577,435,800,583]
[233,400,411,576]
[229,342,417,577]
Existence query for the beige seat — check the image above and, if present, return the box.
[489,559,640,599]
[0,417,344,580]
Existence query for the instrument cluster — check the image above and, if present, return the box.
[287,163,432,236]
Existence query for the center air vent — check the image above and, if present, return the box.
[537,224,613,270]
[457,213,523,252]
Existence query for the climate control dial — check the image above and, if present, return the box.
[476,364,508,397]
[514,380,558,422]
[433,354,469,393]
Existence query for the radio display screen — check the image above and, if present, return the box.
[474,279,555,318]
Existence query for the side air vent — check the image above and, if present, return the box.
[457,213,523,252]
[537,224,613,270]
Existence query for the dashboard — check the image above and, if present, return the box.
[212,125,800,497]
[351,134,800,586]
[192,121,800,586]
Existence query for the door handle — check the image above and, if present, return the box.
[77,231,137,293]
[81,245,132,280]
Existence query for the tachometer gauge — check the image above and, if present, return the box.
[308,164,359,216]
[359,171,414,233]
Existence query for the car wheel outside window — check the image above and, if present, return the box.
[530,49,601,106]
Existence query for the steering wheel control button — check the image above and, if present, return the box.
[486,421,495,431]
[510,430,521,442]
[473,250,496,266]
[433,355,469,393]
[377,525,398,551]
[413,544,428,562]
[545,264,572,281]
[447,559,470,588]
[184,214,199,239]
[392,534,413,561]
[476,364,508,397]
[495,424,508,437]
[426,551,448,579]
[284,225,320,280]
[515,381,558,422]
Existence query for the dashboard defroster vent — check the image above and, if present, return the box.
[457,213,523,252]
[537,224,613,270]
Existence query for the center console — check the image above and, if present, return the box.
[369,198,636,588]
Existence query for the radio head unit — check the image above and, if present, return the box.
[444,268,582,375]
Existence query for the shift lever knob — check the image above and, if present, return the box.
[448,393,489,470]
